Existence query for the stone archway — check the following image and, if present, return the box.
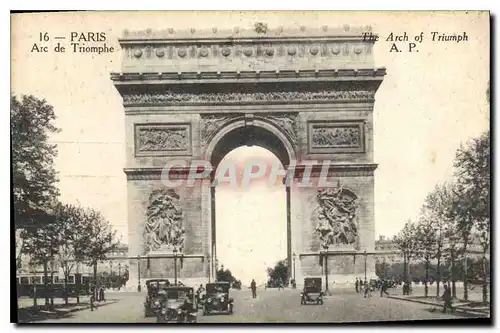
[112,25,386,289]
[204,117,296,281]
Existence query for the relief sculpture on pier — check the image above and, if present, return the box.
[314,185,359,249]
[143,189,185,252]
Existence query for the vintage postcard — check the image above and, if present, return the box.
[11,11,490,324]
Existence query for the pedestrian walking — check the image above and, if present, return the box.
[99,286,105,302]
[441,285,453,313]
[250,279,257,299]
[380,280,390,297]
[355,278,359,293]
[363,279,371,298]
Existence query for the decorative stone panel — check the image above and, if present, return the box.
[308,121,365,154]
[135,123,192,156]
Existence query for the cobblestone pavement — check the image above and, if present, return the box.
[26,288,472,323]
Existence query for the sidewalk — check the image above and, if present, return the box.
[387,294,490,317]
[16,297,117,323]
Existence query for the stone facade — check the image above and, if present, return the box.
[111,26,386,288]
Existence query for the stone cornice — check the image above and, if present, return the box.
[124,163,377,180]
[292,163,378,170]
[111,68,386,83]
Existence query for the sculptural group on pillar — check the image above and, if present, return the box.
[143,188,185,253]
[314,186,359,249]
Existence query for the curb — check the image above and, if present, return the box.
[387,296,489,317]
[38,300,117,315]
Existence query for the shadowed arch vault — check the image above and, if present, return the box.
[206,118,296,170]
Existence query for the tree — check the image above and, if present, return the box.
[414,218,436,298]
[394,221,417,288]
[266,260,289,287]
[80,209,120,289]
[15,229,26,272]
[449,131,490,301]
[375,261,391,279]
[421,182,452,297]
[53,204,92,304]
[441,199,462,299]
[11,95,60,229]
[216,265,237,284]
[22,209,61,308]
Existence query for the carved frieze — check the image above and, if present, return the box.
[135,124,192,156]
[123,90,375,106]
[312,126,360,148]
[314,186,359,249]
[308,121,365,154]
[143,189,185,252]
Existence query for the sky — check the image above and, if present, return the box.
[11,11,489,284]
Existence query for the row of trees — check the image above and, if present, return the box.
[393,129,490,303]
[13,95,120,307]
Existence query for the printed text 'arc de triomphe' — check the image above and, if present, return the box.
[111,26,386,287]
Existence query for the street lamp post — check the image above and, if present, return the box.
[364,250,367,281]
[215,258,219,281]
[292,252,296,280]
[173,248,178,285]
[109,261,113,290]
[382,258,387,279]
[137,255,141,292]
[322,250,329,293]
[118,263,122,291]
[207,256,211,283]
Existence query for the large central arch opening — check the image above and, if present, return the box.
[215,147,286,286]
[208,123,294,287]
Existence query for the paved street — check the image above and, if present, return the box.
[31,288,471,323]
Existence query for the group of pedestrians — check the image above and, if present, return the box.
[90,285,106,311]
[355,278,371,298]
[355,278,390,298]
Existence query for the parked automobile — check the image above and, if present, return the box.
[156,286,198,323]
[144,279,171,317]
[202,281,234,315]
[300,277,324,305]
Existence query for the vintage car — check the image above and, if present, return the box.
[202,281,234,315]
[300,277,324,305]
[144,279,171,317]
[156,286,198,323]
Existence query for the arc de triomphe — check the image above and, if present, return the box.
[111,26,385,288]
